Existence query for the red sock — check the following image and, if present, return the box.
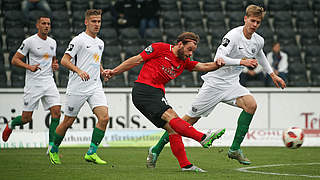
[169,117,204,142]
[169,134,191,168]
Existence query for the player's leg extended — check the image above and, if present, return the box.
[164,109,223,148]
[147,115,201,168]
[228,95,256,165]
[2,111,33,142]
[84,106,109,165]
[163,123,206,172]
[49,115,76,164]
[48,105,61,150]
[163,109,204,142]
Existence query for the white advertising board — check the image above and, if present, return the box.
[0,88,319,148]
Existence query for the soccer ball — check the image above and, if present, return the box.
[282,127,304,149]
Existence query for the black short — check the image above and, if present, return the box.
[132,82,171,128]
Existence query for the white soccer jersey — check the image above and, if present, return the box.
[17,34,56,86]
[65,32,104,95]
[202,26,273,86]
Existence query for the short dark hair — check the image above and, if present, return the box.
[272,42,280,47]
[85,9,102,19]
[176,32,200,45]
[36,14,51,23]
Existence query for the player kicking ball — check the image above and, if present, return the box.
[146,4,286,167]
[104,32,226,172]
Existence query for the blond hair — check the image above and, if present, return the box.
[246,5,266,19]
[176,32,200,45]
[85,9,102,19]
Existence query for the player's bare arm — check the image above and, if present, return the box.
[104,55,144,78]
[240,58,258,68]
[269,72,286,89]
[100,64,110,81]
[61,53,90,81]
[52,56,59,71]
[192,58,225,72]
[12,52,41,72]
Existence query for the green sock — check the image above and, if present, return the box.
[87,143,98,155]
[49,118,60,144]
[152,131,169,155]
[230,110,254,151]
[87,127,105,155]
[9,115,23,129]
[50,132,64,153]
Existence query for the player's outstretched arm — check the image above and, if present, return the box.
[12,52,40,72]
[61,53,90,81]
[104,55,144,78]
[192,58,225,72]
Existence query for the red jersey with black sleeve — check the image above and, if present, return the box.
[137,42,199,93]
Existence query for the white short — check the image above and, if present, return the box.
[23,83,61,111]
[64,89,108,117]
[186,81,251,117]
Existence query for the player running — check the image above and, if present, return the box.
[2,15,61,154]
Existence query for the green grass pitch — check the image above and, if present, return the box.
[0,147,319,180]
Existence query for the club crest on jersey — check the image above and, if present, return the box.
[24,101,28,106]
[144,45,153,55]
[50,46,54,50]
[98,45,103,50]
[222,38,230,47]
[192,106,197,112]
[68,106,74,111]
[252,48,256,53]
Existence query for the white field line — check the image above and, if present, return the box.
[236,163,320,178]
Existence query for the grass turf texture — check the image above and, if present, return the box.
[0,147,319,180]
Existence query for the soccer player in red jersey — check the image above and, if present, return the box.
[105,32,226,172]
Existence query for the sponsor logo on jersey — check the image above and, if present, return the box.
[161,65,177,77]
[43,53,49,60]
[222,38,230,47]
[144,45,153,55]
